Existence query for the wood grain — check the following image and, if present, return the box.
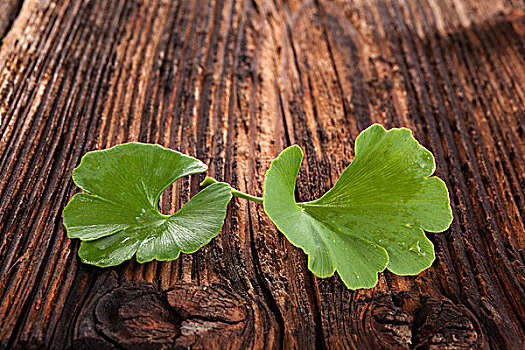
[0,0,524,348]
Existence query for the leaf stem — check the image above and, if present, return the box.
[200,176,263,203]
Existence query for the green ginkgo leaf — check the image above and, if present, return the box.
[63,143,232,267]
[263,124,453,289]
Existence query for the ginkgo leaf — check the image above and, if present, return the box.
[263,124,453,289]
[63,143,232,267]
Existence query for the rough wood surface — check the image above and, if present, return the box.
[0,0,524,348]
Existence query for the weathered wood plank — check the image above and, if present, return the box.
[0,0,524,348]
[0,0,23,42]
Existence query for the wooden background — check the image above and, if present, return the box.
[0,0,524,348]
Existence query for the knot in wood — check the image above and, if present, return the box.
[412,297,484,349]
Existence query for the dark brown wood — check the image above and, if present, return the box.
[0,0,524,348]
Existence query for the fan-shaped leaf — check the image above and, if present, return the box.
[63,143,232,267]
[263,124,452,289]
